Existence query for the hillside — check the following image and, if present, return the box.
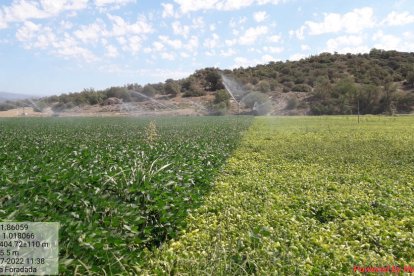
[1,49,414,116]
[0,91,35,102]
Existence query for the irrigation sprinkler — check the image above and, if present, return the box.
[220,73,246,115]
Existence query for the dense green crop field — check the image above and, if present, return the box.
[141,116,414,275]
[0,116,252,274]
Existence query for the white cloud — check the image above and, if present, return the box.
[372,31,401,51]
[60,20,74,30]
[64,0,89,10]
[248,47,261,53]
[161,3,175,18]
[158,35,182,49]
[161,52,175,60]
[173,0,285,14]
[171,21,190,37]
[136,68,191,80]
[53,34,97,62]
[184,36,199,51]
[74,22,107,43]
[97,64,192,79]
[203,33,220,49]
[117,36,127,45]
[225,39,237,46]
[256,0,285,4]
[191,16,205,29]
[229,16,247,28]
[55,45,96,62]
[301,44,310,51]
[205,50,216,56]
[217,0,256,11]
[16,21,57,49]
[233,56,250,67]
[0,0,88,29]
[95,0,135,7]
[39,0,67,15]
[16,20,96,61]
[290,26,305,40]
[299,7,375,37]
[261,54,274,63]
[105,44,119,58]
[239,26,268,45]
[290,53,306,61]
[124,35,142,54]
[268,34,281,43]
[253,11,268,23]
[107,14,153,36]
[403,31,414,40]
[173,0,218,14]
[263,46,283,54]
[325,34,368,54]
[153,41,165,51]
[1,1,47,26]
[233,54,277,68]
[382,11,414,26]
[66,14,152,57]
[33,28,56,48]
[0,12,6,29]
[69,15,152,54]
[16,21,41,42]
[220,48,236,56]
[9,3,159,62]
[326,35,363,49]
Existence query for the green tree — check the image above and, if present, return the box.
[241,92,268,109]
[286,96,299,110]
[164,79,180,96]
[333,78,357,114]
[209,89,231,115]
[257,80,271,93]
[142,84,157,97]
[383,82,397,115]
[407,70,414,88]
[205,70,224,91]
[358,84,382,114]
[106,87,131,102]
[182,78,205,97]
[312,77,332,100]
[214,89,230,107]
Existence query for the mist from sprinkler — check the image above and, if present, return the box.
[129,90,175,111]
[221,73,272,115]
[220,73,249,114]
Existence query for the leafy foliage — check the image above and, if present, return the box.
[164,79,180,96]
[0,116,253,274]
[141,116,414,274]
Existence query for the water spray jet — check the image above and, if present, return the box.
[129,90,175,111]
[220,73,248,115]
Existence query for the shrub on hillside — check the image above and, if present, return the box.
[292,84,312,92]
[0,101,16,111]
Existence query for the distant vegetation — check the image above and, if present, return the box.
[2,49,414,115]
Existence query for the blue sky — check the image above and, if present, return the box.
[1,0,414,96]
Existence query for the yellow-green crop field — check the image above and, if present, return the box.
[1,116,414,275]
[141,116,414,275]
